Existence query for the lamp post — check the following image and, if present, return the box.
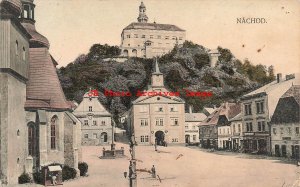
[129,133,137,187]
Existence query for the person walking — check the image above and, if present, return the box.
[151,165,156,178]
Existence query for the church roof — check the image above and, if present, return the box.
[1,0,22,16]
[25,48,70,110]
[152,59,162,75]
[139,1,145,8]
[21,21,50,48]
[124,22,185,32]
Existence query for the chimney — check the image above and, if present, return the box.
[277,73,282,83]
[189,105,193,114]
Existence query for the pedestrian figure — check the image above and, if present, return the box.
[151,165,156,178]
[51,173,57,186]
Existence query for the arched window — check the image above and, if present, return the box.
[28,123,36,156]
[132,49,137,57]
[123,50,128,57]
[50,116,58,149]
[15,40,18,56]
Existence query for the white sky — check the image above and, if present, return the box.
[34,0,300,75]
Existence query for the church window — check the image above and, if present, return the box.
[15,41,18,56]
[142,35,146,38]
[89,106,92,112]
[50,117,58,150]
[28,123,36,156]
[22,47,26,61]
[134,34,138,38]
[84,120,88,126]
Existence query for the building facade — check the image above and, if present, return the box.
[270,85,300,159]
[241,73,299,154]
[185,106,206,144]
[126,60,185,145]
[0,0,82,185]
[120,2,186,58]
[74,91,112,146]
[229,113,243,151]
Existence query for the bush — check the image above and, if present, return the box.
[78,162,89,176]
[18,173,31,184]
[33,171,44,184]
[62,165,77,181]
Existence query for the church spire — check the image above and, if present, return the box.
[151,58,164,87]
[153,58,162,74]
[137,1,148,23]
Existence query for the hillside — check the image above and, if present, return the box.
[58,41,275,120]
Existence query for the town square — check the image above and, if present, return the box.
[0,0,300,186]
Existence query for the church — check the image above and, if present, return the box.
[0,0,82,185]
[120,1,186,58]
[126,60,185,145]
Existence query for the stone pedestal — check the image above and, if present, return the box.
[25,156,33,173]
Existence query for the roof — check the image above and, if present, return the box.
[271,85,300,124]
[152,59,162,75]
[242,74,300,118]
[124,22,185,32]
[1,0,22,16]
[21,22,50,48]
[203,107,216,115]
[25,48,70,110]
[185,112,207,122]
[199,102,241,126]
[229,112,242,122]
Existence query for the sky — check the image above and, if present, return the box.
[34,0,300,75]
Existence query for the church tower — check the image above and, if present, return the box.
[137,1,148,23]
[151,59,164,87]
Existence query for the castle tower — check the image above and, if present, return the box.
[137,1,148,23]
[208,49,220,68]
[151,59,164,87]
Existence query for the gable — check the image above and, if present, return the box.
[134,94,184,104]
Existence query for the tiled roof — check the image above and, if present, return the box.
[25,48,70,110]
[124,22,185,32]
[21,22,50,48]
[203,107,216,115]
[185,112,207,122]
[229,112,242,122]
[199,103,241,126]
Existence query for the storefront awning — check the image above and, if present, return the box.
[48,165,62,172]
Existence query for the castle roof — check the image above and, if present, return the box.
[25,48,70,110]
[124,22,185,32]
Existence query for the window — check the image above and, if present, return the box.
[101,121,106,126]
[296,127,299,135]
[145,135,149,142]
[233,124,236,133]
[150,35,153,39]
[185,125,188,129]
[15,40,18,56]
[193,135,196,141]
[28,124,35,156]
[256,101,264,114]
[280,127,284,134]
[157,107,163,112]
[127,35,130,38]
[93,121,97,126]
[134,34,138,38]
[23,5,29,18]
[50,117,57,150]
[84,134,88,138]
[171,118,179,126]
[156,118,163,126]
[84,120,88,126]
[273,128,277,134]
[22,47,26,61]
[142,35,145,38]
[172,138,178,142]
[172,36,176,40]
[141,136,145,142]
[89,106,92,112]
[287,127,292,134]
[238,124,241,132]
[246,122,253,132]
[219,129,221,134]
[140,119,148,126]
[244,103,252,115]
[165,36,169,40]
[93,133,97,139]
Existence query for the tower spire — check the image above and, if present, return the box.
[154,58,161,74]
[137,1,148,23]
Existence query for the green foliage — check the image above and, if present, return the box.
[202,74,221,87]
[62,165,77,181]
[18,173,31,184]
[33,171,44,184]
[78,162,89,176]
[217,46,233,63]
[87,43,121,61]
[193,53,210,69]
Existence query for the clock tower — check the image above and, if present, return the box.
[151,59,164,87]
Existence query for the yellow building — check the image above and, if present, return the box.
[126,60,185,145]
[120,1,186,58]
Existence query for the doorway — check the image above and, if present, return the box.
[155,131,165,146]
[100,132,108,143]
[185,135,190,143]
